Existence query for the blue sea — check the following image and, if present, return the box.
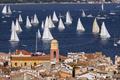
[0,3,120,59]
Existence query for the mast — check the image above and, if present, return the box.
[35,32,38,53]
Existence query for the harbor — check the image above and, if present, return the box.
[0,3,119,59]
[0,2,120,79]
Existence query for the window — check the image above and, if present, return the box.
[34,62,37,66]
[24,62,27,66]
[54,51,56,58]
[15,63,17,66]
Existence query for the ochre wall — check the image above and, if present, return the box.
[11,60,49,67]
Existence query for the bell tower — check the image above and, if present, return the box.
[50,39,59,64]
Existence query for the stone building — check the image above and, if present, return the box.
[10,39,66,68]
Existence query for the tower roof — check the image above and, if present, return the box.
[51,39,58,49]
[51,39,58,44]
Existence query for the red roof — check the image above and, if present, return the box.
[14,50,31,55]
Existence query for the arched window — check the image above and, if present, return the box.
[53,51,56,58]
[15,63,17,66]
[24,62,27,66]
[34,62,37,66]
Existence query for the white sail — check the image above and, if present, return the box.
[37,29,41,38]
[65,11,72,25]
[15,19,22,32]
[7,6,12,15]
[42,26,53,40]
[41,21,44,29]
[26,16,32,28]
[82,10,86,17]
[44,16,49,28]
[58,18,65,30]
[31,18,34,24]
[117,40,120,44]
[92,18,100,34]
[76,18,85,32]
[11,21,15,32]
[48,15,55,28]
[100,22,111,39]
[33,14,39,25]
[52,11,58,22]
[101,3,104,11]
[18,14,23,22]
[2,5,7,14]
[10,28,19,42]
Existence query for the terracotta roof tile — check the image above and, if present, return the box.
[14,50,32,55]
[84,53,102,59]
[11,55,50,61]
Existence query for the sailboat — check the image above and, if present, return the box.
[10,27,19,42]
[52,11,58,22]
[101,3,104,11]
[42,26,54,40]
[113,37,117,46]
[2,5,12,16]
[48,15,55,28]
[26,16,32,28]
[11,21,15,32]
[100,22,111,39]
[58,18,65,31]
[15,19,22,32]
[18,14,23,22]
[32,14,39,25]
[7,6,12,15]
[81,10,86,17]
[76,18,85,32]
[2,5,7,15]
[92,18,100,34]
[41,21,44,29]
[37,29,41,38]
[65,11,72,25]
[117,40,120,44]
[44,16,49,28]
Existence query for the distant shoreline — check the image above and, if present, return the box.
[0,2,118,5]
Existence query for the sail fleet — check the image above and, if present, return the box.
[1,4,115,44]
[2,5,12,16]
